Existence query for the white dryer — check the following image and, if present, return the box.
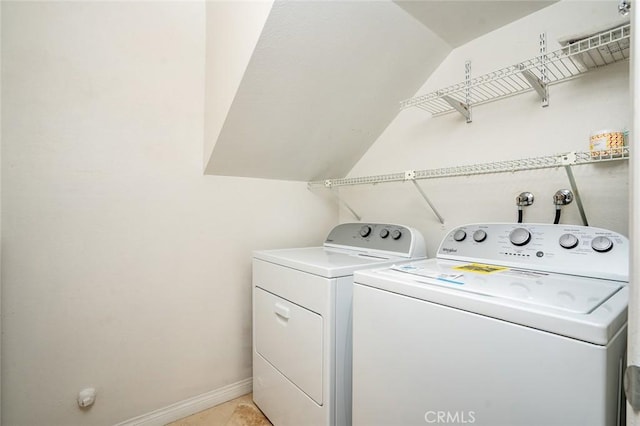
[352,223,628,426]
[253,223,427,426]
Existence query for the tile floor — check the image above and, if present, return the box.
[167,393,272,426]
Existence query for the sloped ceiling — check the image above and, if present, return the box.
[204,0,555,181]
[395,1,556,48]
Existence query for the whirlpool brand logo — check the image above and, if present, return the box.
[441,247,458,254]
[424,411,476,424]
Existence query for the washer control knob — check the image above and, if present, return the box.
[379,228,389,239]
[453,230,467,242]
[473,230,487,243]
[359,225,372,238]
[391,229,402,240]
[509,228,531,246]
[559,233,579,249]
[591,236,613,253]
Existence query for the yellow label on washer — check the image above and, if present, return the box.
[452,263,508,274]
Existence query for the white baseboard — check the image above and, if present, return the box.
[115,377,253,426]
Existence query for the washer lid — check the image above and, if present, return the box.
[391,261,622,314]
[354,259,628,345]
[253,246,410,278]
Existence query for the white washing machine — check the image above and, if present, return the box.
[253,223,426,426]
[352,223,629,426]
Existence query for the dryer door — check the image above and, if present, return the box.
[254,287,323,404]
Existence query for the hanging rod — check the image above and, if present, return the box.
[307,148,629,189]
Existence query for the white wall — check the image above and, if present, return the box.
[1,2,336,425]
[203,0,273,172]
[342,1,630,257]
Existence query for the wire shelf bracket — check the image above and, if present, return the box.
[560,152,589,226]
[411,179,446,224]
[520,68,548,103]
[440,60,473,123]
[520,33,549,106]
[441,95,471,123]
[517,33,550,106]
[404,170,445,224]
[323,181,361,221]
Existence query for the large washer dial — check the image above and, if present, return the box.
[453,230,467,242]
[591,236,613,253]
[359,225,372,238]
[559,233,579,249]
[509,227,531,246]
[473,230,487,242]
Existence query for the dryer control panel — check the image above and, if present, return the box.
[324,223,426,259]
[438,223,628,281]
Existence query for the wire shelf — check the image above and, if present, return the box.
[400,24,630,116]
[307,147,629,189]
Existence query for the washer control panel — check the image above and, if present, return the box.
[438,223,628,281]
[324,223,426,258]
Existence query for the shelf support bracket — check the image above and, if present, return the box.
[560,153,589,226]
[520,33,549,107]
[441,60,472,123]
[465,60,472,122]
[520,69,548,105]
[407,171,445,224]
[519,33,549,107]
[324,181,361,221]
[539,32,549,107]
[442,95,471,123]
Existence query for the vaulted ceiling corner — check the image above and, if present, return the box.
[203,0,556,181]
